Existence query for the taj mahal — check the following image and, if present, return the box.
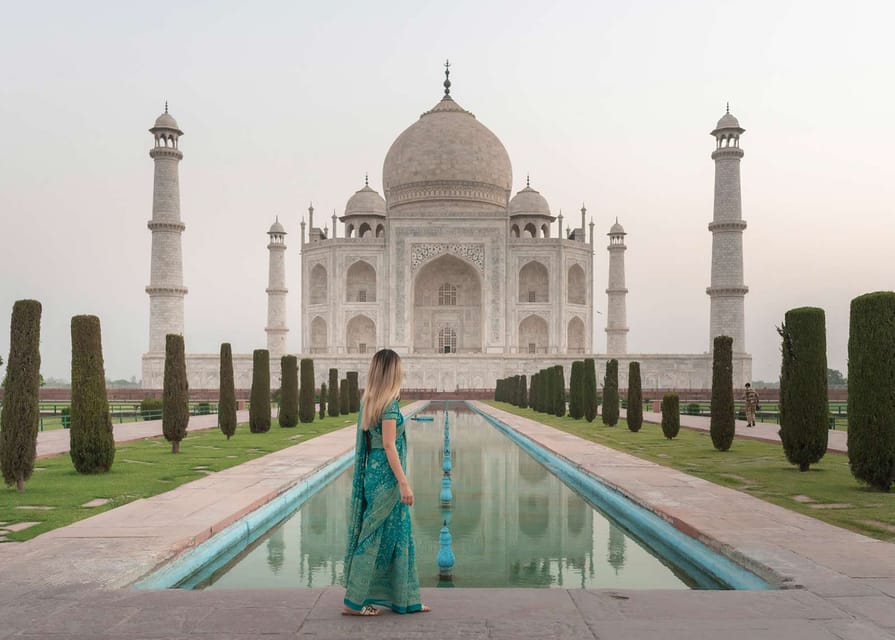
[141,66,751,391]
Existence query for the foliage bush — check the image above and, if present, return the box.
[163,334,190,452]
[583,358,598,423]
[627,361,642,432]
[218,343,237,439]
[710,335,735,451]
[602,359,619,426]
[69,315,115,473]
[661,393,680,439]
[848,292,895,490]
[347,371,359,413]
[299,358,316,423]
[0,300,42,491]
[685,402,701,416]
[279,355,299,427]
[140,398,163,420]
[196,401,211,415]
[319,382,327,419]
[328,368,340,417]
[249,349,271,433]
[778,307,829,472]
[340,378,350,414]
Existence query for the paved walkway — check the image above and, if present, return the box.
[0,400,890,639]
[638,410,849,453]
[36,411,251,458]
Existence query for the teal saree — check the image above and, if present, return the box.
[343,400,423,613]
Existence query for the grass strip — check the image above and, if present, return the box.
[486,402,894,541]
[0,413,357,542]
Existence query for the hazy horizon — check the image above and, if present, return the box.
[2,1,893,384]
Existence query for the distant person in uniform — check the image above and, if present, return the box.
[744,383,759,427]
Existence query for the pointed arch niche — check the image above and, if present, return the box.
[412,254,482,354]
[346,260,376,302]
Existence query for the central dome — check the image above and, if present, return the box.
[382,95,512,210]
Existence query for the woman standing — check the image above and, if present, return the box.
[342,349,430,616]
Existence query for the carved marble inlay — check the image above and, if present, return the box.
[411,243,484,273]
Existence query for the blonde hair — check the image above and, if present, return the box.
[360,349,403,430]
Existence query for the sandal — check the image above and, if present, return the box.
[342,605,382,616]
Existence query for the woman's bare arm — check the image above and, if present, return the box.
[381,418,413,505]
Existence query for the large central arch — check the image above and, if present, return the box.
[412,254,482,354]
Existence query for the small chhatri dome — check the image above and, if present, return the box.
[268,216,286,234]
[712,104,744,134]
[151,103,183,134]
[609,218,626,235]
[345,182,386,217]
[509,183,551,217]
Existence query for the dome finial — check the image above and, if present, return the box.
[443,59,451,96]
[526,173,530,188]
[165,100,168,114]
[365,172,369,187]
[726,101,730,114]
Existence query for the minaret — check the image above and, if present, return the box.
[707,104,748,353]
[605,219,628,355]
[266,217,288,359]
[146,104,187,353]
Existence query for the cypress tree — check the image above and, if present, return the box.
[218,343,237,439]
[516,375,523,406]
[319,382,327,419]
[347,371,359,413]
[583,358,597,423]
[627,361,643,433]
[538,368,548,413]
[249,349,271,433]
[568,361,583,419]
[340,378,350,414]
[848,292,895,490]
[279,355,298,427]
[602,359,619,426]
[554,365,566,418]
[710,335,735,451]
[328,368,340,417]
[519,374,528,409]
[69,315,115,473]
[778,307,829,472]
[163,334,190,453]
[661,393,680,439]
[0,300,41,491]
[299,358,316,423]
[529,374,536,411]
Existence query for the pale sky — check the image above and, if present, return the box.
[1,0,893,383]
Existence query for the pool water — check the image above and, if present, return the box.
[187,405,693,589]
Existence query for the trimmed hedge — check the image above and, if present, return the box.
[140,398,163,420]
[340,378,350,415]
[218,343,237,439]
[583,358,597,423]
[279,355,299,427]
[69,315,115,473]
[299,358,316,423]
[661,394,680,439]
[319,382,327,419]
[347,371,359,413]
[249,349,271,433]
[0,300,42,491]
[554,365,566,418]
[163,334,190,453]
[519,374,528,409]
[602,359,619,426]
[328,368,340,417]
[627,361,642,432]
[710,335,735,451]
[568,361,583,419]
[848,292,895,490]
[778,307,829,472]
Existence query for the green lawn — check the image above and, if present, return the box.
[487,402,895,541]
[0,413,357,542]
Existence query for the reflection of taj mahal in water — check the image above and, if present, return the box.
[205,407,688,590]
[141,66,751,389]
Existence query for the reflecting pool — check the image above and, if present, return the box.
[188,405,692,589]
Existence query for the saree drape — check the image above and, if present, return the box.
[343,400,422,613]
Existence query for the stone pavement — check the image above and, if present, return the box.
[0,400,891,639]
[637,409,849,453]
[36,410,251,458]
